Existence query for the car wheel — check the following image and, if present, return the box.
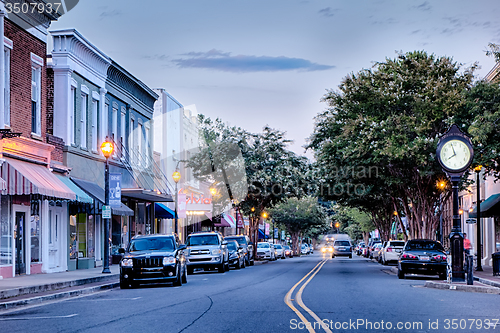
[225,260,230,271]
[250,259,255,266]
[218,263,225,273]
[236,258,241,269]
[187,267,194,275]
[181,267,187,284]
[349,254,352,259]
[173,266,182,286]
[331,254,335,258]
[397,268,405,279]
[242,258,246,268]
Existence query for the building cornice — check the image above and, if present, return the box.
[484,62,500,83]
[50,29,111,87]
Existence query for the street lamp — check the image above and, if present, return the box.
[436,180,447,244]
[474,165,483,271]
[172,170,181,235]
[335,222,340,234]
[101,138,114,274]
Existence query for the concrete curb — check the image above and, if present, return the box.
[0,274,120,300]
[0,281,120,311]
[474,276,500,289]
[424,281,500,294]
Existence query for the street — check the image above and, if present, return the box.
[1,254,500,333]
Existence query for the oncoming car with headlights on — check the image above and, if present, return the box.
[119,234,187,288]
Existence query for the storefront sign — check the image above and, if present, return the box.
[236,209,244,228]
[265,223,269,235]
[109,173,122,208]
[178,193,187,218]
[185,192,212,211]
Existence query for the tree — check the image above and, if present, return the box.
[270,196,329,255]
[308,50,480,240]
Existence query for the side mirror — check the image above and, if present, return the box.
[178,244,187,251]
[248,242,254,246]
[118,248,125,254]
[238,246,243,250]
[222,241,228,245]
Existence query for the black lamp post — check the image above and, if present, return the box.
[101,138,114,274]
[475,165,483,271]
[172,170,181,236]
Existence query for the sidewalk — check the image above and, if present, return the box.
[0,265,120,311]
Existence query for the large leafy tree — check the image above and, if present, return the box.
[270,196,329,255]
[308,50,486,240]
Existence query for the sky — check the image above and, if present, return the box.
[50,0,500,159]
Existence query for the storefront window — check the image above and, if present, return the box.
[87,215,95,258]
[30,215,40,263]
[0,196,12,265]
[69,215,77,260]
[77,214,87,258]
[121,216,129,250]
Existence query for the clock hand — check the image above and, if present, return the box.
[451,144,456,156]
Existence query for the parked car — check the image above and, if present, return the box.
[274,243,286,259]
[332,240,352,258]
[118,234,187,288]
[397,239,447,280]
[380,240,405,265]
[301,243,310,255]
[185,232,229,274]
[371,243,383,261]
[224,235,254,266]
[256,242,275,260]
[356,242,366,256]
[366,240,382,258]
[284,245,293,258]
[226,240,245,269]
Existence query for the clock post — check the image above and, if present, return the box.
[436,124,474,282]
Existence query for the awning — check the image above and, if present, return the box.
[155,203,176,219]
[0,176,6,191]
[469,193,500,218]
[214,215,231,227]
[223,213,236,228]
[70,177,134,216]
[258,229,269,239]
[55,175,93,204]
[1,157,76,200]
[121,188,173,202]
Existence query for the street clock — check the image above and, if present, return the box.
[436,124,474,175]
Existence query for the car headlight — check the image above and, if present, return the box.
[163,256,176,265]
[212,249,221,255]
[121,258,133,267]
[229,252,238,259]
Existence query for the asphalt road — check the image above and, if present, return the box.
[1,253,500,333]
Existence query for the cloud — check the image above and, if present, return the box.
[171,49,335,73]
[318,7,338,17]
[413,1,431,11]
[99,9,121,18]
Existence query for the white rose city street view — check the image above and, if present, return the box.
[1,1,500,332]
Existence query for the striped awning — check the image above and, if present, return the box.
[0,176,6,191]
[1,157,76,200]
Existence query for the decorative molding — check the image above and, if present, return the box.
[112,101,119,110]
[121,106,126,114]
[31,52,44,67]
[4,36,12,49]
[0,136,54,165]
[92,91,100,101]
[80,84,89,95]
[71,78,78,88]
[50,29,111,86]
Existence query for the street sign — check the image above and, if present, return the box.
[102,205,111,219]
[281,230,285,240]
[265,223,269,235]
[109,173,122,208]
[274,228,278,237]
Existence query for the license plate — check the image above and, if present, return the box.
[420,256,430,261]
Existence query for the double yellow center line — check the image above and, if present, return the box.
[284,258,332,333]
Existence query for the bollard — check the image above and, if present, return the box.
[466,255,473,285]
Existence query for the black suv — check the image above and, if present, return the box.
[224,235,254,266]
[118,234,187,288]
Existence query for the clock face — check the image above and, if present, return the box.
[439,139,472,171]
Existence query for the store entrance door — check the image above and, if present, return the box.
[15,212,26,275]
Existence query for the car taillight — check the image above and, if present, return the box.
[387,247,392,252]
[401,253,417,259]
[433,255,447,261]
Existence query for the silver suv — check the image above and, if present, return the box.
[185,232,229,274]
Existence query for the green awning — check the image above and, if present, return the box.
[55,174,93,204]
[469,193,500,218]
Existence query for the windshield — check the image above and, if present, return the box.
[129,237,174,252]
[227,242,238,251]
[389,241,405,247]
[405,241,444,251]
[335,241,351,246]
[257,243,270,248]
[274,244,282,249]
[225,237,247,245]
[186,235,219,246]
